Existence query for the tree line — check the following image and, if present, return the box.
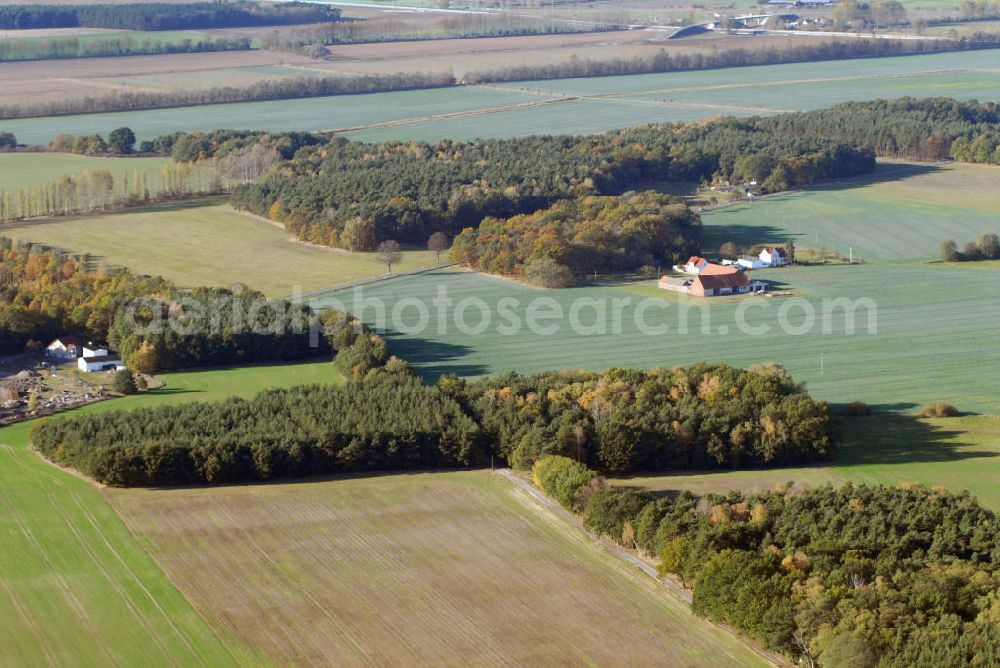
[532,455,999,667]
[31,359,836,486]
[1,128,325,222]
[462,37,1000,84]
[449,191,701,286]
[0,2,339,31]
[108,286,322,373]
[762,97,1000,161]
[261,14,617,57]
[942,233,1000,262]
[232,120,875,251]
[0,162,226,222]
[0,71,455,120]
[31,373,482,486]
[0,34,251,62]
[445,362,835,472]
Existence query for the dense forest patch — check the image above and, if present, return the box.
[532,455,1000,667]
[32,360,834,485]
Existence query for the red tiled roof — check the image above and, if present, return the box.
[700,263,739,276]
[765,247,787,257]
[696,271,750,290]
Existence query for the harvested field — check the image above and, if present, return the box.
[306,29,825,78]
[106,470,770,666]
[0,26,120,37]
[0,49,315,110]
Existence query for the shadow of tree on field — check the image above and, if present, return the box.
[606,404,996,500]
[376,328,489,380]
[836,407,996,467]
[810,162,941,193]
[700,221,792,251]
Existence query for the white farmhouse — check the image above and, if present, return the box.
[738,247,790,270]
[45,336,81,360]
[760,247,789,266]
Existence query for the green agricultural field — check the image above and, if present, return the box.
[613,414,1000,511]
[701,161,1000,262]
[347,49,1000,141]
[106,469,770,666]
[0,152,169,191]
[5,49,1000,143]
[3,201,439,296]
[0,86,542,144]
[0,358,339,666]
[0,423,242,666]
[305,263,1000,414]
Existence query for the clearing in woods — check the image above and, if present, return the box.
[105,469,771,667]
[5,49,1000,143]
[0,152,169,191]
[0,358,342,666]
[3,200,440,297]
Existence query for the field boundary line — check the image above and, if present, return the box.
[288,262,458,300]
[328,95,575,133]
[494,468,791,668]
[67,490,212,667]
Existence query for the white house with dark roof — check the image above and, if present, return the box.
[77,343,124,372]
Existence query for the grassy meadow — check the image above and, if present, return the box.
[0,359,339,666]
[3,201,439,296]
[4,49,1000,144]
[701,161,1000,262]
[0,152,169,191]
[106,469,770,666]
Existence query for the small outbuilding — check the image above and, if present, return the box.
[76,343,124,372]
[738,247,789,270]
[78,353,124,373]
